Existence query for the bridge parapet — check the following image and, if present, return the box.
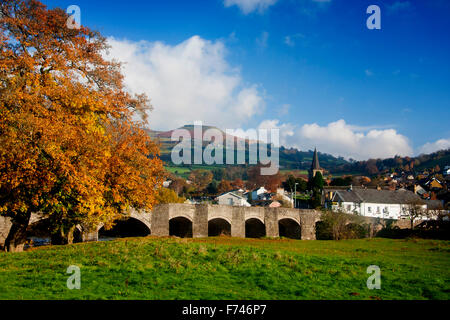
[0,204,424,246]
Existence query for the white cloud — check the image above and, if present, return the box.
[224,0,278,14]
[418,138,450,154]
[258,119,295,144]
[106,36,265,130]
[258,119,413,160]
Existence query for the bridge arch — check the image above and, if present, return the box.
[208,218,231,237]
[169,216,193,238]
[208,215,232,225]
[278,218,302,239]
[98,217,151,239]
[25,218,52,248]
[245,218,266,238]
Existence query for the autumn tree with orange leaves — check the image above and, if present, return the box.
[0,0,164,251]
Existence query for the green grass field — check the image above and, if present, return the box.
[279,169,309,176]
[164,165,224,179]
[0,237,449,300]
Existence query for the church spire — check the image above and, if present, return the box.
[311,147,320,170]
[309,147,323,181]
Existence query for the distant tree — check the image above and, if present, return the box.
[309,172,324,208]
[212,168,225,181]
[247,165,263,189]
[206,180,219,195]
[265,172,282,192]
[224,166,247,181]
[156,188,186,204]
[310,190,322,209]
[217,180,233,194]
[231,178,244,190]
[282,175,307,192]
[311,172,325,191]
[169,177,188,196]
[403,199,428,229]
[247,164,282,192]
[188,170,213,192]
[365,160,379,175]
[330,176,352,186]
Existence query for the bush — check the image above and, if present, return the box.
[316,211,368,240]
[376,221,450,240]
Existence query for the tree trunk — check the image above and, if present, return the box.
[67,225,75,244]
[51,224,76,245]
[50,229,66,245]
[5,214,31,252]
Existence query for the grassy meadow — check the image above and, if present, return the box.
[0,237,449,300]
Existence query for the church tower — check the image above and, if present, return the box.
[309,148,324,180]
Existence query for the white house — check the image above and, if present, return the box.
[249,187,268,201]
[326,188,428,220]
[216,191,251,207]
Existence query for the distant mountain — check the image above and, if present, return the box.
[147,125,450,177]
[146,125,351,173]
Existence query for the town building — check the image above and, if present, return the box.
[325,187,427,220]
[216,191,251,207]
[248,187,269,201]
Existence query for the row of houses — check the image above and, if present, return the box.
[215,187,294,208]
[324,186,446,220]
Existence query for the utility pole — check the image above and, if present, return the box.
[294,182,299,209]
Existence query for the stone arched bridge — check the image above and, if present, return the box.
[83,204,322,241]
[1,203,413,246]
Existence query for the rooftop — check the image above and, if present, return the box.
[334,188,423,205]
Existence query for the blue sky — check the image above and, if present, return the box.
[43,0,450,160]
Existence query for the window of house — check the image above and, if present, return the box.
[347,205,351,211]
[368,207,372,213]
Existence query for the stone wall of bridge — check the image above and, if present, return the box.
[0,204,423,248]
[0,216,12,249]
[149,204,322,239]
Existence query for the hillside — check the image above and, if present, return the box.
[147,125,450,178]
[147,125,351,174]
